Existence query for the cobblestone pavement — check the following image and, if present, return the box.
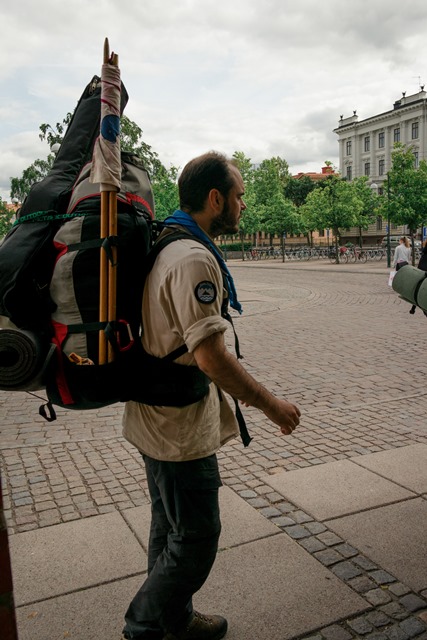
[1,260,427,639]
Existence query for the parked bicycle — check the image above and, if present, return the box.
[328,247,348,264]
[346,246,367,263]
[366,248,386,261]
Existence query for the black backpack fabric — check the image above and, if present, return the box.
[0,74,128,331]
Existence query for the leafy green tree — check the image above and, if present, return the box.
[10,112,167,204]
[10,157,54,203]
[10,115,72,202]
[39,113,72,148]
[384,143,427,261]
[151,165,179,220]
[0,197,14,238]
[232,152,260,254]
[269,156,290,188]
[120,115,167,178]
[253,157,289,207]
[251,157,291,247]
[239,201,262,251]
[284,175,319,245]
[351,176,378,246]
[301,176,363,262]
[284,175,317,207]
[232,151,253,185]
[262,192,304,261]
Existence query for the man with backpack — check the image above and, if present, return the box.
[121,151,301,640]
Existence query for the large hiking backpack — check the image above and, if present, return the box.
[0,76,212,420]
[0,151,155,414]
[43,151,155,413]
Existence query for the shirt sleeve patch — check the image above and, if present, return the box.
[195,281,217,304]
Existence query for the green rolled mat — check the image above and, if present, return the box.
[0,329,55,391]
[392,265,427,310]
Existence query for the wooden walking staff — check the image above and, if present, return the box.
[90,38,122,364]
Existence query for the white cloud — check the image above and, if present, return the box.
[2,0,427,201]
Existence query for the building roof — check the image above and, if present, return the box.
[292,166,335,181]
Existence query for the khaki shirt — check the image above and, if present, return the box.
[122,236,239,460]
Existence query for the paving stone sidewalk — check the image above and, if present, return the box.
[1,261,427,639]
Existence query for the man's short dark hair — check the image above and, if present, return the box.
[178,151,235,213]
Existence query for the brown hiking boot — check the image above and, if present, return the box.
[163,610,228,640]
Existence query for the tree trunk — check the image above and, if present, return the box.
[334,228,340,264]
[240,231,245,261]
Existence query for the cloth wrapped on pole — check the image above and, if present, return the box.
[90,38,121,365]
[90,57,122,190]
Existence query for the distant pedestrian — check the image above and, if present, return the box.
[417,239,427,271]
[393,236,411,271]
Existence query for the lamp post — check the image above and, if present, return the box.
[386,176,391,268]
[50,142,61,156]
[369,182,384,266]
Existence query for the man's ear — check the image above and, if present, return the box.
[207,188,224,213]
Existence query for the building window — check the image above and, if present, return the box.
[378,132,385,148]
[364,162,370,176]
[414,151,419,168]
[364,136,370,152]
[346,140,352,155]
[346,166,352,180]
[412,122,419,139]
[319,229,325,237]
[379,159,385,175]
[376,216,383,231]
[394,128,400,142]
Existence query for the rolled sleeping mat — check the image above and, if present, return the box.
[0,328,55,391]
[392,265,427,310]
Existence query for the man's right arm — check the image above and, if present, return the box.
[193,331,300,435]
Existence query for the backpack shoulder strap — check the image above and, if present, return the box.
[144,226,200,275]
[145,227,251,446]
[146,226,241,356]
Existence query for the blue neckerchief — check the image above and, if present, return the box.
[164,209,243,314]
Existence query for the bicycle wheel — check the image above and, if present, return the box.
[339,252,348,264]
[359,251,367,263]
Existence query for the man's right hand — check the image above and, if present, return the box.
[263,397,301,435]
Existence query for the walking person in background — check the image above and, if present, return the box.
[393,236,411,271]
[417,238,427,271]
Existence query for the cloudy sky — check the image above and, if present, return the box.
[1,0,427,202]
